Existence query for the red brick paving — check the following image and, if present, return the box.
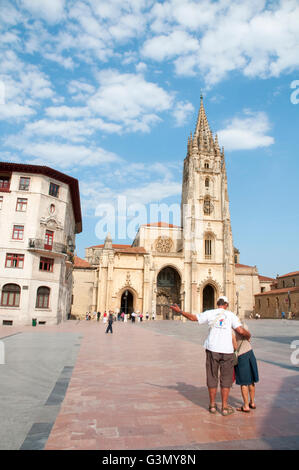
[41,321,299,450]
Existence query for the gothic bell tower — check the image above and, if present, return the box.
[181,96,236,314]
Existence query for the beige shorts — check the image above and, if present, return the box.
[206,350,234,388]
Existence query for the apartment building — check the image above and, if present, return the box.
[0,162,82,326]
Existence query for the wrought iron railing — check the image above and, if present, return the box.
[28,238,67,254]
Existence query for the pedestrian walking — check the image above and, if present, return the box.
[103,311,107,324]
[97,311,101,322]
[146,312,149,321]
[131,311,136,323]
[232,323,259,413]
[170,296,251,416]
[105,312,114,334]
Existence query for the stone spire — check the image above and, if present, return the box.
[104,232,113,250]
[194,94,213,147]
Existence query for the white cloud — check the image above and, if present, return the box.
[45,105,91,119]
[172,101,194,126]
[0,103,35,120]
[142,30,199,62]
[89,70,174,131]
[146,0,299,84]
[217,110,274,151]
[20,0,65,24]
[4,138,122,169]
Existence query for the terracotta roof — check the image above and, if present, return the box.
[74,256,92,268]
[277,271,299,279]
[258,275,275,282]
[235,263,255,269]
[0,162,82,233]
[143,222,181,228]
[88,244,146,254]
[255,286,299,296]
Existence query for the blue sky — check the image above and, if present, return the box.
[0,0,299,278]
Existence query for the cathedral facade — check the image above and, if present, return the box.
[72,98,271,320]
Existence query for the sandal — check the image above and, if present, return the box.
[237,406,250,413]
[249,403,256,409]
[209,404,218,414]
[221,406,235,416]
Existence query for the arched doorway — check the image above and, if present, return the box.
[156,267,181,320]
[120,290,134,315]
[202,284,215,311]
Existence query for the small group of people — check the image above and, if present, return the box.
[170,296,259,416]
[85,311,101,321]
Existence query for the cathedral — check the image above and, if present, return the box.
[72,97,273,320]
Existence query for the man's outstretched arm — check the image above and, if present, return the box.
[170,304,198,322]
[234,325,251,340]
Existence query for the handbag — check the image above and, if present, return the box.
[233,340,243,366]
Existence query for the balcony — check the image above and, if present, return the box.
[28,238,67,255]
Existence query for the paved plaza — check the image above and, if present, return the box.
[0,319,299,450]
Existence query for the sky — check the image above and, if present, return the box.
[0,0,299,278]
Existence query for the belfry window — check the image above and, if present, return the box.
[204,162,209,169]
[205,178,209,188]
[204,237,212,259]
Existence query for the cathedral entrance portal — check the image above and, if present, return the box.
[156,267,181,320]
[120,290,134,315]
[202,284,215,311]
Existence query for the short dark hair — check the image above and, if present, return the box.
[217,298,228,307]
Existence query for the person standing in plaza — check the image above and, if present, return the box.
[170,296,251,416]
[97,311,101,322]
[105,312,114,334]
[131,311,136,323]
[232,323,259,413]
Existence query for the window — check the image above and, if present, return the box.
[205,178,209,188]
[293,278,296,287]
[19,177,30,191]
[44,230,54,250]
[5,253,24,268]
[0,196,3,209]
[36,286,50,308]
[49,182,59,198]
[16,198,27,212]
[261,287,265,293]
[205,238,212,259]
[0,176,10,191]
[39,257,54,272]
[204,162,209,169]
[12,225,24,240]
[1,284,21,307]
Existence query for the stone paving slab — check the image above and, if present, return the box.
[1,319,299,450]
[0,328,81,450]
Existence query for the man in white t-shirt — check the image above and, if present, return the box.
[170,296,251,416]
